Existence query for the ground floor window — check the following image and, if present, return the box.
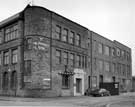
[3,72,8,90]
[62,75,70,89]
[10,71,17,89]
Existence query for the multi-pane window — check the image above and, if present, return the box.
[104,61,110,72]
[12,49,18,64]
[69,53,74,66]
[0,53,2,65]
[0,30,2,44]
[55,25,61,40]
[69,31,74,44]
[76,34,81,46]
[121,50,125,58]
[56,50,61,64]
[4,51,9,65]
[62,75,70,89]
[63,52,68,65]
[5,24,18,42]
[104,45,110,56]
[98,60,103,71]
[24,60,31,76]
[98,43,103,54]
[26,38,32,50]
[76,55,81,67]
[82,56,85,68]
[127,52,130,61]
[112,48,116,56]
[62,28,68,42]
[112,63,116,73]
[3,72,8,90]
[10,71,17,89]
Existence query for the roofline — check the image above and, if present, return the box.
[0,12,22,28]
[113,40,131,50]
[25,5,88,30]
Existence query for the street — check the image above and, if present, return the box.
[0,92,134,107]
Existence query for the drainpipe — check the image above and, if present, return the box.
[90,31,93,89]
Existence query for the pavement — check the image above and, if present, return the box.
[0,92,134,106]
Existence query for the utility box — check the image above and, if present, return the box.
[99,82,119,95]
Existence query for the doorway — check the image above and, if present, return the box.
[76,78,82,93]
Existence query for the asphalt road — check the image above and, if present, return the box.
[0,92,134,107]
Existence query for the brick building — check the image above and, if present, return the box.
[0,5,132,97]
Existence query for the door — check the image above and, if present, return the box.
[76,78,82,93]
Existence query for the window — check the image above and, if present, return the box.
[0,53,2,65]
[62,75,70,89]
[69,31,74,44]
[98,60,103,71]
[4,51,9,65]
[55,25,61,40]
[104,46,110,56]
[116,48,121,57]
[112,48,116,56]
[5,24,18,42]
[3,72,8,90]
[56,50,61,64]
[99,75,103,83]
[98,43,103,54]
[76,55,81,67]
[12,49,18,64]
[24,60,31,76]
[63,52,68,65]
[10,71,17,89]
[82,56,85,68]
[127,52,130,61]
[62,28,68,42]
[76,34,81,46]
[104,61,110,72]
[85,56,87,68]
[0,30,2,44]
[121,50,125,58]
[117,63,121,74]
[112,63,116,73]
[26,38,32,50]
[69,53,74,66]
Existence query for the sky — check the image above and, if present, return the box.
[0,0,135,75]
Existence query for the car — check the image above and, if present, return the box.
[84,88,110,97]
[90,88,110,97]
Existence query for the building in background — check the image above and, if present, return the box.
[0,5,132,97]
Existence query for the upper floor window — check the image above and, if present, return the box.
[98,43,103,54]
[0,30,2,44]
[76,55,81,67]
[98,60,103,71]
[69,31,74,44]
[12,49,18,64]
[76,34,81,46]
[62,28,68,42]
[69,53,74,67]
[111,48,116,56]
[4,51,9,65]
[5,24,18,42]
[63,52,68,65]
[104,61,110,72]
[56,49,61,64]
[55,25,61,40]
[121,50,125,58]
[104,45,110,56]
[0,53,2,65]
[116,48,121,57]
[112,63,116,73]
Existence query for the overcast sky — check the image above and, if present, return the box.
[0,0,135,75]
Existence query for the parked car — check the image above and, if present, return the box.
[85,88,110,97]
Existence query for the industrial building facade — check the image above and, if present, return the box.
[0,5,132,97]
